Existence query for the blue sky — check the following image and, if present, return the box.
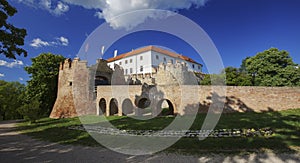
[1,0,300,83]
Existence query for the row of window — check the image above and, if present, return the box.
[124,66,144,75]
[119,56,144,65]
[155,55,201,70]
[116,55,201,71]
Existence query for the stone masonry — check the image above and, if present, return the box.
[50,58,300,118]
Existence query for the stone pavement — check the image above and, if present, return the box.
[0,120,299,163]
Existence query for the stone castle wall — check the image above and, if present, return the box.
[96,85,300,116]
[197,86,300,112]
[50,58,95,118]
[50,58,300,118]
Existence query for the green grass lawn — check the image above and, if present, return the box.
[17,109,300,154]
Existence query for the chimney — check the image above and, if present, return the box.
[114,50,118,58]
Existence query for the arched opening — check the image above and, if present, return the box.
[135,98,152,116]
[122,99,134,116]
[157,99,174,116]
[136,98,151,109]
[98,98,106,115]
[109,98,118,116]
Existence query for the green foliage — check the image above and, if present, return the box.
[243,48,300,86]
[18,98,40,123]
[202,48,300,86]
[0,80,25,120]
[200,74,226,85]
[24,53,65,117]
[0,0,27,59]
[224,67,252,86]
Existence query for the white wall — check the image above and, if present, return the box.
[107,50,202,75]
[151,51,202,73]
[107,51,152,75]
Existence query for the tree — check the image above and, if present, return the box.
[24,53,65,117]
[224,67,252,86]
[0,80,25,120]
[18,97,40,122]
[0,0,27,59]
[242,48,300,86]
[199,74,225,85]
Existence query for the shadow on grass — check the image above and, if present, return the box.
[17,118,99,147]
[177,91,300,154]
[15,107,300,158]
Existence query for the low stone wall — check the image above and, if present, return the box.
[198,86,300,112]
[52,85,300,118]
[96,85,300,115]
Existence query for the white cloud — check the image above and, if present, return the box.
[30,36,69,48]
[18,0,69,16]
[64,0,209,30]
[18,0,208,30]
[57,36,69,46]
[0,73,4,77]
[30,38,50,48]
[53,1,69,15]
[0,60,24,68]
[19,77,24,81]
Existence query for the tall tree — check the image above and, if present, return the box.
[0,0,27,59]
[24,53,65,116]
[243,48,300,86]
[0,80,25,120]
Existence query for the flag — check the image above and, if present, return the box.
[101,46,105,55]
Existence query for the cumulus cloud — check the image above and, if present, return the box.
[0,73,4,77]
[19,0,208,30]
[30,36,69,48]
[19,77,24,81]
[18,0,69,16]
[62,0,208,30]
[57,36,69,46]
[0,60,24,68]
[30,38,50,48]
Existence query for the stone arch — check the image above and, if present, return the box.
[109,98,119,116]
[122,98,134,116]
[136,98,151,109]
[98,98,106,115]
[157,99,174,116]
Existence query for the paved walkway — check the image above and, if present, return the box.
[0,120,299,163]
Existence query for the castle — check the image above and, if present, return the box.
[50,55,202,118]
[50,49,300,119]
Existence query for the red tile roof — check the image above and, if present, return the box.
[106,46,202,65]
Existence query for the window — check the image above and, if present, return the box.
[130,59,132,63]
[125,69,128,75]
[130,68,133,73]
[119,61,122,65]
[140,56,143,60]
[198,65,201,70]
[192,64,195,68]
[164,57,166,62]
[125,60,128,64]
[156,55,159,60]
[69,82,72,86]
[171,60,173,64]
[140,66,143,72]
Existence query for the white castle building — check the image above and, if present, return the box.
[107,46,203,77]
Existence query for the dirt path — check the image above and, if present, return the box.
[0,120,299,163]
